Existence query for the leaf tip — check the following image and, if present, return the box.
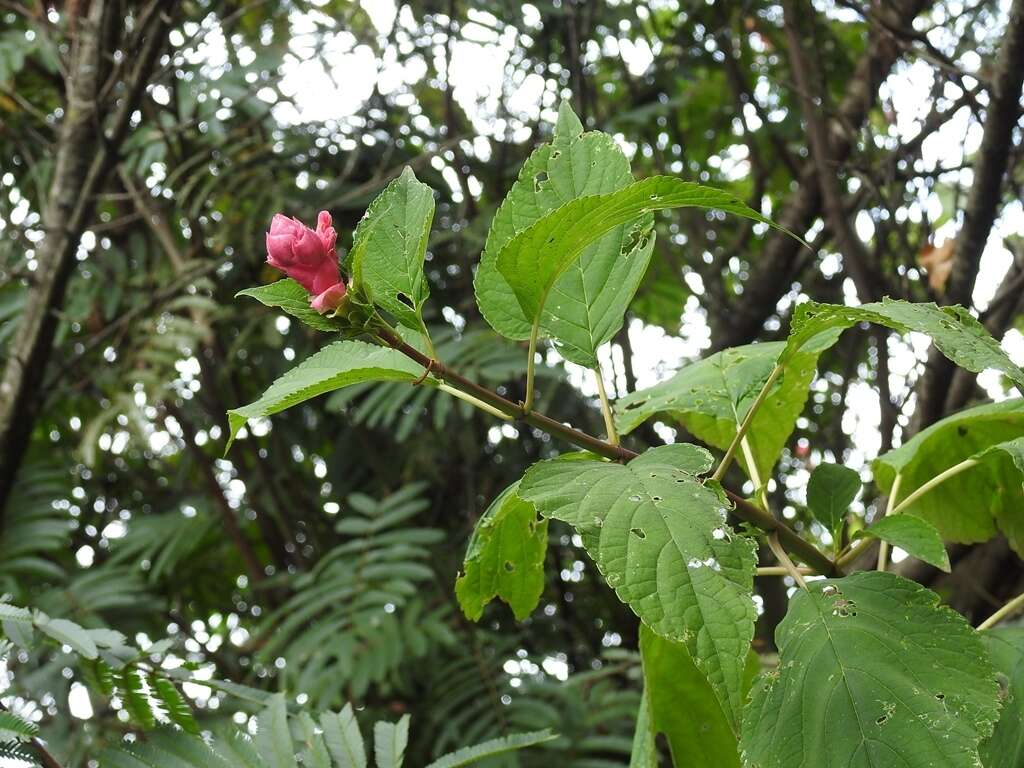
[224,411,246,455]
[555,99,584,138]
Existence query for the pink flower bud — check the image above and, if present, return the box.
[265,212,340,296]
[311,281,348,314]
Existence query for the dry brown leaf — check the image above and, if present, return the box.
[917,239,955,294]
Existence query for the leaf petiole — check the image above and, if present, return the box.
[712,363,783,482]
[593,364,619,447]
[740,436,769,510]
[767,531,809,591]
[978,590,1024,630]
[890,458,979,517]
[756,566,814,577]
[437,383,513,421]
[523,316,541,413]
[876,473,903,572]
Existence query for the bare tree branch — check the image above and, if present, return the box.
[913,0,1024,428]
[710,0,932,351]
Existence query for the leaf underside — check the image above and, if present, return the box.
[455,483,548,622]
[874,399,1024,553]
[638,625,743,767]
[854,515,950,572]
[784,299,1024,390]
[980,628,1024,768]
[237,278,345,333]
[614,341,821,483]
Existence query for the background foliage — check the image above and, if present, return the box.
[1,0,1023,764]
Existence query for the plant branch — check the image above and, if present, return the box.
[376,328,837,575]
[0,702,62,768]
[32,739,64,768]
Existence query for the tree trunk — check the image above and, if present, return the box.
[912,0,1024,430]
[0,2,173,514]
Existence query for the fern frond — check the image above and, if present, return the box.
[0,742,38,766]
[320,704,366,768]
[117,667,157,729]
[0,603,31,623]
[425,730,557,768]
[255,694,296,768]
[257,484,452,708]
[0,710,38,742]
[373,715,409,768]
[150,675,200,734]
[296,711,332,768]
[81,657,116,697]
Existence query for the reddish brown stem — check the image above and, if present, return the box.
[377,328,836,575]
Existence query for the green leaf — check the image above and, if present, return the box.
[0,711,38,742]
[874,399,1024,554]
[297,712,332,768]
[226,340,427,451]
[373,715,410,768]
[236,279,345,333]
[741,572,1001,767]
[203,677,275,706]
[151,676,200,735]
[321,705,366,768]
[34,613,98,659]
[0,744,39,765]
[806,463,860,534]
[494,175,787,329]
[853,515,950,572]
[424,730,557,768]
[455,483,548,621]
[214,728,266,767]
[118,667,156,729]
[638,625,741,766]
[350,166,435,331]
[255,693,297,768]
[474,101,656,367]
[782,299,1024,391]
[614,341,821,482]
[980,628,1024,768]
[87,627,129,650]
[2,619,33,649]
[517,443,757,729]
[82,658,116,697]
[628,694,657,768]
[0,603,31,623]
[103,728,244,767]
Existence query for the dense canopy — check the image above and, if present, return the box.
[1,0,1023,765]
